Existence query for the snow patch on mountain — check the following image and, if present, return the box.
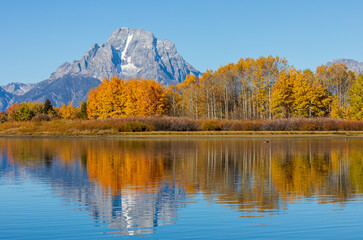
[0,27,201,111]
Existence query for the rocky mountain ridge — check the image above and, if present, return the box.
[1,82,35,96]
[327,59,363,73]
[0,27,200,111]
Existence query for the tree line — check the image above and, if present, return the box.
[1,55,363,123]
[168,56,362,120]
[0,99,88,122]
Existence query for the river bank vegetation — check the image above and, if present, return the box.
[0,117,363,135]
[1,56,363,133]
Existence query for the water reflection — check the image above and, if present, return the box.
[0,137,362,236]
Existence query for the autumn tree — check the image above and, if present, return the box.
[5,102,45,121]
[6,104,19,121]
[271,68,332,118]
[271,68,296,118]
[124,78,167,117]
[212,63,240,119]
[347,74,363,120]
[165,85,182,117]
[316,63,356,118]
[198,70,218,119]
[60,102,80,119]
[251,56,288,119]
[234,58,255,120]
[87,77,168,119]
[292,74,332,117]
[175,75,201,119]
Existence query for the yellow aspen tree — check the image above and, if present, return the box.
[316,63,356,117]
[235,58,255,120]
[176,75,201,119]
[347,74,363,120]
[165,84,182,117]
[307,80,332,117]
[293,73,331,117]
[198,70,215,119]
[271,68,296,118]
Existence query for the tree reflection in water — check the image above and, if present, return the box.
[1,137,362,235]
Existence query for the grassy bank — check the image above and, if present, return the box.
[0,117,363,136]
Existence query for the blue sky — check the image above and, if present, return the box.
[0,0,362,84]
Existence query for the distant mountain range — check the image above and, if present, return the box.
[327,59,363,73]
[0,87,12,111]
[0,28,200,111]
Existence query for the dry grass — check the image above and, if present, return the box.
[0,117,362,135]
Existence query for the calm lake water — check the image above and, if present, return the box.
[1,137,363,239]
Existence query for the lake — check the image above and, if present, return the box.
[1,137,363,239]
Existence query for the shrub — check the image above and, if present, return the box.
[14,103,35,121]
[338,120,363,131]
[136,116,200,131]
[119,121,154,132]
[201,120,222,131]
[321,118,339,131]
[0,112,7,123]
[262,119,286,131]
[286,118,304,131]
[241,121,254,131]
[241,121,263,131]
[32,114,51,122]
[6,102,45,122]
[301,120,318,131]
[228,121,244,131]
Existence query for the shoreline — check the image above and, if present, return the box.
[0,131,363,139]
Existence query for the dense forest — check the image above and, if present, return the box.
[1,56,363,126]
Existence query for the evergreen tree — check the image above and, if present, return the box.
[44,99,54,114]
[79,102,88,120]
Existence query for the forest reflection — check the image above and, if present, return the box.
[1,137,363,219]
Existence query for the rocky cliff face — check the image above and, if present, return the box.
[50,28,200,85]
[327,59,363,73]
[0,88,12,112]
[0,28,200,111]
[14,75,102,108]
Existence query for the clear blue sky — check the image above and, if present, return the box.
[0,0,362,84]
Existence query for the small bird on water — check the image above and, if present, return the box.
[264,140,270,143]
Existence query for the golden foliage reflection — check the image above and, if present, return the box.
[2,137,363,216]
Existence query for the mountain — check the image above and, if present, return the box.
[0,82,35,111]
[327,59,363,73]
[15,75,102,108]
[50,28,200,85]
[0,27,200,111]
[1,82,35,96]
[0,88,12,112]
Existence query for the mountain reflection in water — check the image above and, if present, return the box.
[0,137,362,236]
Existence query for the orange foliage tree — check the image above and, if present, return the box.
[87,77,168,119]
[59,102,80,119]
